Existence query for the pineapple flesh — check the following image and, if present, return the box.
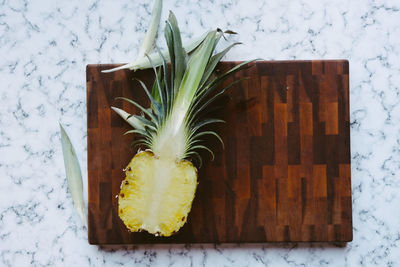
[118,151,197,236]
[113,11,253,236]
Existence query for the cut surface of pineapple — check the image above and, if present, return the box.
[118,151,197,236]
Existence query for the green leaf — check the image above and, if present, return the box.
[224,30,237,34]
[150,67,162,105]
[131,138,152,149]
[185,151,203,168]
[189,145,215,161]
[176,31,217,102]
[136,0,163,59]
[156,46,172,114]
[101,0,162,73]
[111,107,146,130]
[200,42,242,88]
[189,131,224,149]
[190,118,225,133]
[135,78,162,116]
[101,31,211,73]
[146,55,166,118]
[185,138,203,148]
[197,59,256,98]
[188,77,249,126]
[171,30,217,129]
[164,20,175,97]
[124,129,153,138]
[115,97,158,124]
[166,12,186,93]
[130,114,158,131]
[125,129,154,147]
[59,123,87,227]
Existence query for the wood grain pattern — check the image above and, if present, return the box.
[87,60,352,244]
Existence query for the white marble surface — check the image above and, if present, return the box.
[1,0,400,266]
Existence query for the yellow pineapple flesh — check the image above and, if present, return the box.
[118,151,197,236]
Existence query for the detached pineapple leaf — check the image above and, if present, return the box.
[60,123,87,227]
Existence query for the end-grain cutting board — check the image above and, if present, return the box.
[87,60,352,244]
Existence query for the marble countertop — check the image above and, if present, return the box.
[1,0,400,266]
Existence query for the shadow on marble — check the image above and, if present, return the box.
[97,242,348,253]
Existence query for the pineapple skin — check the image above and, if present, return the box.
[118,151,198,236]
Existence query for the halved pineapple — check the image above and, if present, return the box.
[112,12,253,236]
[118,151,197,236]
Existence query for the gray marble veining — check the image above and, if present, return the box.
[1,0,400,266]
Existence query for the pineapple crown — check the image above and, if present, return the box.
[116,11,254,167]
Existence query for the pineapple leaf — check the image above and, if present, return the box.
[219,29,238,41]
[185,151,203,168]
[166,11,186,92]
[102,31,211,73]
[124,129,153,137]
[133,78,160,109]
[131,138,152,149]
[125,129,154,147]
[111,107,146,130]
[130,115,158,132]
[59,123,87,227]
[135,78,162,117]
[197,59,256,98]
[150,67,162,105]
[224,30,237,34]
[136,0,162,59]
[102,0,162,73]
[212,29,224,51]
[189,145,215,161]
[186,138,203,147]
[172,31,217,121]
[116,97,158,125]
[164,21,175,89]
[146,54,166,118]
[190,118,225,133]
[156,46,172,114]
[188,77,248,126]
[189,130,224,149]
[199,42,242,88]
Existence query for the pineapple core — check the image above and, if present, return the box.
[118,151,197,236]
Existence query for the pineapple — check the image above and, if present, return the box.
[114,12,253,236]
[118,151,197,235]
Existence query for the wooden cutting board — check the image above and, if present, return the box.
[87,60,352,244]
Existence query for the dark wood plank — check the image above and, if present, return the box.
[87,60,352,244]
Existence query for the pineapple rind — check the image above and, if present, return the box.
[118,151,197,236]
